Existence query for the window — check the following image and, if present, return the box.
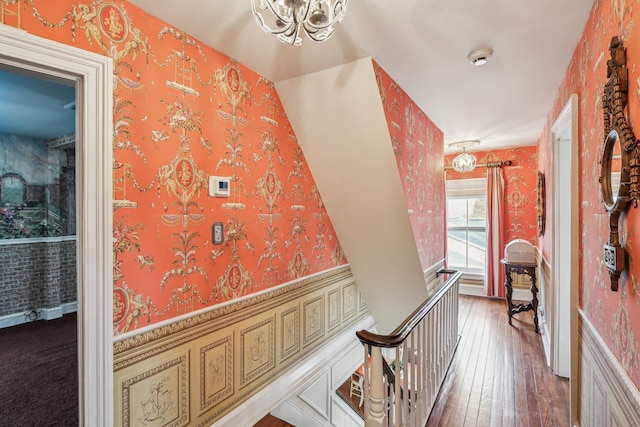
[446,179,486,273]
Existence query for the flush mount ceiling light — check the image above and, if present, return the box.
[449,140,480,172]
[251,0,348,46]
[467,48,494,66]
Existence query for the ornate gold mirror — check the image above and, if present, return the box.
[600,36,639,291]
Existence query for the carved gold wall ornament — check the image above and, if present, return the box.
[600,36,639,291]
[537,171,545,236]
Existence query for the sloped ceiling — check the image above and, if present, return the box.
[277,58,428,333]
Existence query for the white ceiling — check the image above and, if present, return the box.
[0,69,76,139]
[128,0,594,154]
[0,1,595,149]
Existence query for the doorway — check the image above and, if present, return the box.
[0,68,78,423]
[551,93,579,421]
[0,25,113,425]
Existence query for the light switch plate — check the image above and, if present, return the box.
[213,222,223,245]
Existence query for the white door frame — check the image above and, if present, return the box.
[0,26,113,426]
[551,93,579,422]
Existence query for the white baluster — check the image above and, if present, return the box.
[364,344,370,419]
[394,346,402,426]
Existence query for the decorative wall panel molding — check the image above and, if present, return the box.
[240,316,275,387]
[114,266,352,356]
[538,255,552,366]
[113,266,368,426]
[327,288,341,331]
[280,306,300,361]
[303,296,325,346]
[578,310,640,426]
[199,335,233,412]
[341,281,358,321]
[121,354,189,427]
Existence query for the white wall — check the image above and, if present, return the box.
[276,58,428,334]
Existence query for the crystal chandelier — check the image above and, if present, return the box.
[251,0,348,46]
[449,140,480,173]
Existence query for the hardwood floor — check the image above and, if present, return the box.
[257,295,569,427]
[427,295,569,427]
[254,413,295,427]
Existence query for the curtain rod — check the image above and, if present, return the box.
[444,159,513,171]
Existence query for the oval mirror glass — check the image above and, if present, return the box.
[611,131,622,204]
[601,128,629,212]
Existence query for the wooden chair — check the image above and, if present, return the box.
[350,372,364,407]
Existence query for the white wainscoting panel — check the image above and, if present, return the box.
[578,309,640,426]
[331,395,364,427]
[299,374,330,420]
[270,335,367,427]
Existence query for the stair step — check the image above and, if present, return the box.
[254,413,294,427]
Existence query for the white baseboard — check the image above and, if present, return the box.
[42,306,63,320]
[460,283,532,302]
[539,309,552,368]
[460,283,485,297]
[271,397,328,427]
[0,301,78,329]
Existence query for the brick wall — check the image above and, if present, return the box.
[0,239,76,317]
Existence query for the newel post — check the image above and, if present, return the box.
[366,346,386,427]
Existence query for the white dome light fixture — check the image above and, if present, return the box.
[467,48,494,66]
[449,140,481,172]
[251,0,348,46]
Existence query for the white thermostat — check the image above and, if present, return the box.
[209,176,230,197]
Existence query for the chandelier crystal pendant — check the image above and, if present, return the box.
[251,0,348,46]
[449,140,480,173]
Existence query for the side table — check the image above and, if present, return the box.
[500,259,539,333]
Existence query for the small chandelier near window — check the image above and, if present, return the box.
[251,0,348,46]
[449,140,480,173]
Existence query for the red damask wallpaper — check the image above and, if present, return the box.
[0,1,347,334]
[373,61,446,270]
[445,146,539,246]
[538,0,640,387]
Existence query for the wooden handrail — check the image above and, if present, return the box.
[356,270,462,348]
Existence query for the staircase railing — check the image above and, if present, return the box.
[356,270,461,427]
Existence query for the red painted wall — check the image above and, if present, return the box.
[538,1,640,386]
[3,2,448,337]
[2,1,346,334]
[445,146,539,247]
[373,61,446,270]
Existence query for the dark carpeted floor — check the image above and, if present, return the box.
[0,313,78,427]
